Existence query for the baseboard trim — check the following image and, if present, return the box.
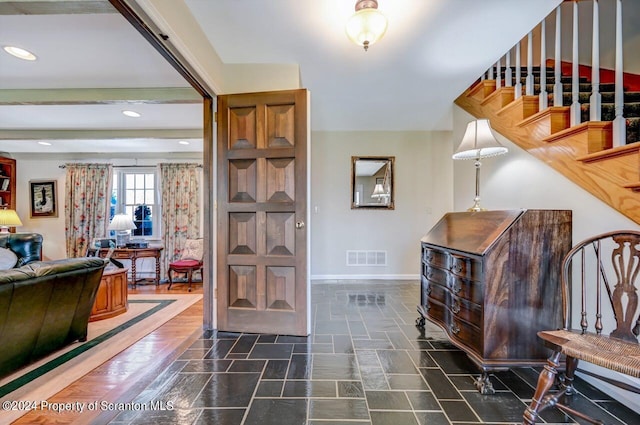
[311,274,419,281]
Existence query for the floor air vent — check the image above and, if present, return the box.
[346,250,387,266]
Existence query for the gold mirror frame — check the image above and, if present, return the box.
[350,156,395,210]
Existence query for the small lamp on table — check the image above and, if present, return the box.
[108,214,137,248]
[0,209,22,234]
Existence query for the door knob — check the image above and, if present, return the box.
[296,220,305,229]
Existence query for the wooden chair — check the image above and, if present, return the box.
[523,231,640,425]
[167,238,203,292]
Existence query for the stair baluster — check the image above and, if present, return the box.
[590,0,601,122]
[526,31,534,96]
[612,0,626,147]
[570,0,581,126]
[540,18,548,111]
[553,5,563,107]
[515,42,522,99]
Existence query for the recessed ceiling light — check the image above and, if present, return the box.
[3,46,37,61]
[178,140,190,145]
[38,141,52,146]
[122,110,141,118]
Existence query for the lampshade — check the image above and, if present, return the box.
[0,209,22,233]
[452,119,508,160]
[108,214,137,231]
[346,0,388,51]
[371,183,386,198]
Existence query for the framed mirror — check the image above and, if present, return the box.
[351,156,395,210]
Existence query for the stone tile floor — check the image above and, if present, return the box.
[110,281,640,424]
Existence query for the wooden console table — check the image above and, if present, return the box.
[90,267,128,321]
[88,246,163,287]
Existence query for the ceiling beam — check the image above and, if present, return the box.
[0,0,115,15]
[0,129,202,140]
[0,88,201,105]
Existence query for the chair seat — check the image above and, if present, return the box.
[539,329,640,378]
[169,259,202,270]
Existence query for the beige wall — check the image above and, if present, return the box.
[310,130,453,279]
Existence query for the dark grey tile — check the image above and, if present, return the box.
[283,380,336,397]
[230,334,258,354]
[312,354,360,380]
[129,408,201,425]
[370,411,418,425]
[226,353,248,359]
[177,348,210,360]
[333,334,355,353]
[255,380,283,397]
[244,398,307,425]
[204,339,236,359]
[188,339,215,349]
[262,359,289,379]
[195,408,245,425]
[429,350,477,374]
[388,374,429,390]
[228,359,266,372]
[257,334,277,343]
[316,320,350,334]
[597,400,640,425]
[493,369,535,398]
[288,354,312,379]
[338,380,365,398]
[314,334,332,344]
[309,422,370,425]
[406,391,441,411]
[293,343,333,353]
[440,400,479,422]
[420,368,462,399]
[276,335,309,344]
[309,399,369,420]
[353,339,395,350]
[448,374,478,391]
[249,342,293,359]
[349,320,368,336]
[152,372,212,409]
[462,391,529,423]
[377,350,418,374]
[365,390,412,410]
[406,350,437,368]
[360,366,389,390]
[413,411,449,425]
[182,359,232,373]
[192,373,260,408]
[387,332,414,349]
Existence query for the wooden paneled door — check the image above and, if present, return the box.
[217,89,309,336]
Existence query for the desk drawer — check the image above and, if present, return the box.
[424,265,447,287]
[449,316,482,355]
[449,276,483,305]
[449,254,481,281]
[423,245,448,269]
[449,295,482,326]
[424,282,447,305]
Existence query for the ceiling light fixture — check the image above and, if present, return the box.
[178,140,190,145]
[122,110,141,118]
[37,141,52,146]
[345,0,388,52]
[3,46,37,61]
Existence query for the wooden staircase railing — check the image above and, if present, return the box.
[455,83,640,225]
[455,0,640,225]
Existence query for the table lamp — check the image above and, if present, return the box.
[108,214,137,247]
[452,119,508,212]
[0,209,22,233]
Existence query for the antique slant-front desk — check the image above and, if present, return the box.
[417,210,572,393]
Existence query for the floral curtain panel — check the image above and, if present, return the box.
[64,163,113,258]
[159,163,201,277]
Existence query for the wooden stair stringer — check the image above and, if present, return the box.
[455,89,640,225]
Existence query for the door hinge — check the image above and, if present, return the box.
[214,112,217,122]
[215,287,218,298]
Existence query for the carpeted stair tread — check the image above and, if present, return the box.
[550,92,640,105]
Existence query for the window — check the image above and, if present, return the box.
[111,168,159,238]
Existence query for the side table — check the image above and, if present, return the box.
[90,267,129,321]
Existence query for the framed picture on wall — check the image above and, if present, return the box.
[30,180,58,218]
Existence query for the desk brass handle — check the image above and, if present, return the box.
[451,301,460,314]
[426,286,432,294]
[452,284,461,294]
[450,323,460,335]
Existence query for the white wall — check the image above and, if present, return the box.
[453,105,640,412]
[310,130,453,279]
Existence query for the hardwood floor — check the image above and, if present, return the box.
[12,282,204,425]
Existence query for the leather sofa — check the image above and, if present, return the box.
[0,232,43,267]
[0,257,106,377]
